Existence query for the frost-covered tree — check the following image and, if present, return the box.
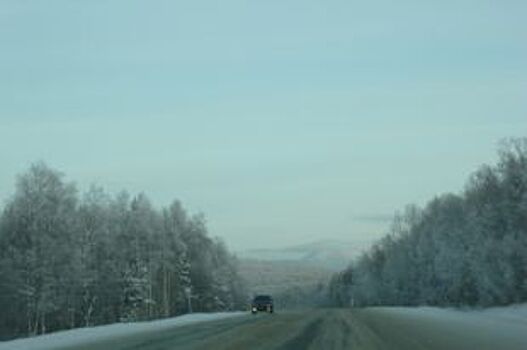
[0,163,78,335]
[330,138,527,307]
[0,163,247,340]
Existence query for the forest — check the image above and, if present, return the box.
[330,138,527,308]
[0,163,246,340]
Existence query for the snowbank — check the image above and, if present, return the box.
[0,312,245,350]
[379,303,527,324]
[367,303,527,348]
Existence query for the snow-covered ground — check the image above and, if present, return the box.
[365,303,527,349]
[0,312,245,350]
[379,302,527,324]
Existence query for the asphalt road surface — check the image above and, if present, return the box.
[57,308,527,350]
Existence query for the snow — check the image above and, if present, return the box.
[369,303,527,348]
[0,312,245,350]
[381,303,527,324]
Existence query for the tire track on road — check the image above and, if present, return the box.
[191,311,319,350]
[276,317,323,350]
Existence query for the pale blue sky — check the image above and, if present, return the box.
[1,1,526,250]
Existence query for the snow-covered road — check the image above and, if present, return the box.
[2,305,527,349]
[0,312,244,350]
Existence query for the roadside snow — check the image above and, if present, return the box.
[369,303,527,348]
[381,303,527,324]
[0,312,245,350]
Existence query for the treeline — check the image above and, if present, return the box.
[0,163,246,340]
[330,138,527,307]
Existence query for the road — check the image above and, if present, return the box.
[57,308,527,350]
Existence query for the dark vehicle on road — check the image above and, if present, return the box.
[251,295,273,314]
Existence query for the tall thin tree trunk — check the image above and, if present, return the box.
[26,305,32,336]
[162,267,168,317]
[40,312,46,335]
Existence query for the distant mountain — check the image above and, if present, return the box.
[237,258,331,298]
[237,240,371,305]
[237,239,369,271]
